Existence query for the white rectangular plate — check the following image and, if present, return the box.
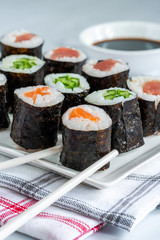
[0,127,160,189]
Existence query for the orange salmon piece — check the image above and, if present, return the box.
[24,87,50,104]
[94,59,121,71]
[143,80,160,95]
[15,33,35,42]
[69,107,100,122]
[51,47,79,60]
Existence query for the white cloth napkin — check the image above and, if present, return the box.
[0,187,103,240]
[0,152,160,239]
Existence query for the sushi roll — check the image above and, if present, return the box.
[0,74,10,129]
[44,73,90,128]
[0,29,44,59]
[127,76,160,136]
[43,47,86,75]
[85,87,144,153]
[82,59,129,92]
[60,105,112,171]
[10,85,64,150]
[0,54,45,110]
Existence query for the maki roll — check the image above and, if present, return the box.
[127,76,160,136]
[85,87,144,153]
[0,29,44,59]
[44,47,86,75]
[82,59,129,92]
[45,73,90,127]
[60,105,112,171]
[0,74,10,129]
[0,54,45,110]
[10,85,64,150]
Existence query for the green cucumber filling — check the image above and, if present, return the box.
[54,75,80,90]
[11,58,37,70]
[103,89,132,100]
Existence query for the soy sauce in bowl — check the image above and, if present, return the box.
[93,38,160,51]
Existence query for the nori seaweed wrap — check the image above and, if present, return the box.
[10,86,64,150]
[82,59,129,92]
[0,55,45,110]
[0,74,10,128]
[85,88,144,153]
[127,76,160,136]
[43,47,86,75]
[0,29,44,59]
[60,105,112,171]
[0,43,43,59]
[44,73,90,129]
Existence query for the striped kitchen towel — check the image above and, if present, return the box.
[0,187,103,240]
[0,152,160,239]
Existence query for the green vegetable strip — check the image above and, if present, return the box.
[11,58,37,70]
[54,75,80,90]
[103,89,132,100]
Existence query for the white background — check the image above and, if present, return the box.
[0,0,160,239]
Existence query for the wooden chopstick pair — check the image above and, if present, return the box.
[0,145,118,239]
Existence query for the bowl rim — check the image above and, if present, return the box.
[79,20,160,55]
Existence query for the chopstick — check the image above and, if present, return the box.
[0,145,112,189]
[0,145,62,171]
[0,149,118,239]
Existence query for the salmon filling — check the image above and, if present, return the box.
[51,47,80,60]
[15,33,35,42]
[94,59,121,71]
[143,80,160,96]
[69,107,100,122]
[24,87,50,104]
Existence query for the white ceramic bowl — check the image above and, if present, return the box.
[80,21,160,76]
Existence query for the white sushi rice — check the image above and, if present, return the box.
[44,47,86,62]
[85,87,136,106]
[62,105,112,131]
[0,55,45,74]
[15,85,64,107]
[0,29,44,48]
[82,59,129,77]
[44,73,90,93]
[0,74,7,86]
[127,76,160,103]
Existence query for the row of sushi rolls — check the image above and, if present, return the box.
[0,29,159,171]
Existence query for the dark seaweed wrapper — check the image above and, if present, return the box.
[0,42,44,59]
[86,98,144,153]
[0,64,45,110]
[82,69,129,93]
[138,98,160,136]
[0,83,10,129]
[44,57,86,75]
[60,124,111,171]
[10,94,63,150]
